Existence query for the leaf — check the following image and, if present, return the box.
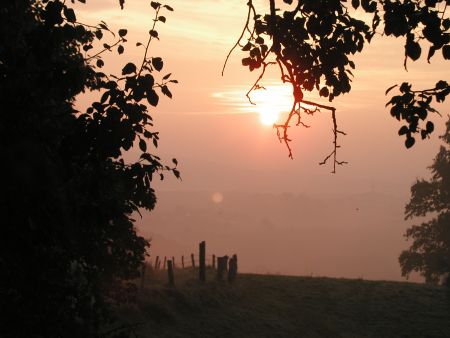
[399,82,411,93]
[242,57,252,66]
[140,153,152,162]
[44,1,64,25]
[141,74,155,88]
[242,42,252,51]
[406,40,421,61]
[161,85,172,98]
[118,29,127,37]
[435,80,448,90]
[152,57,163,71]
[119,0,125,10]
[139,139,147,152]
[92,102,104,113]
[319,87,329,97]
[151,1,161,9]
[173,169,181,179]
[361,0,376,12]
[385,84,398,95]
[443,18,450,30]
[117,45,124,54]
[283,0,293,4]
[426,121,434,133]
[172,158,178,166]
[63,6,76,23]
[398,125,409,135]
[122,62,136,75]
[162,73,171,80]
[405,136,415,149]
[100,91,109,103]
[94,30,103,40]
[261,44,268,56]
[421,129,428,139]
[351,0,360,9]
[158,16,166,23]
[163,5,174,11]
[250,47,261,58]
[96,59,104,68]
[149,30,159,39]
[443,45,450,60]
[146,89,159,106]
[427,46,436,62]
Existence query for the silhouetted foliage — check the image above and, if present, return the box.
[399,117,450,284]
[225,0,449,171]
[0,0,177,337]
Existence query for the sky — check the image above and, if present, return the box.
[75,1,450,281]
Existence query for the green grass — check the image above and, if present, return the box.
[115,268,450,337]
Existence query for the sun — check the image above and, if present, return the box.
[247,85,293,126]
[258,106,280,126]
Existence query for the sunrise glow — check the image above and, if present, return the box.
[213,84,293,126]
[247,85,293,126]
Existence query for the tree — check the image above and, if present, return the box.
[224,0,449,172]
[0,1,177,337]
[399,117,450,284]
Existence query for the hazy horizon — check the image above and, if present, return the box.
[137,189,425,283]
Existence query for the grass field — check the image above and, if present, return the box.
[115,268,450,337]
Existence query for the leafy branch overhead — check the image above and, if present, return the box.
[224,0,449,172]
[76,0,179,184]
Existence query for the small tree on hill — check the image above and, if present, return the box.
[399,117,450,284]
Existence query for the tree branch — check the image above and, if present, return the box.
[222,1,255,76]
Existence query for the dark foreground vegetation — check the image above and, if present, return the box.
[115,269,450,338]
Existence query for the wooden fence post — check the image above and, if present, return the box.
[163,256,167,270]
[217,256,228,281]
[212,254,216,269]
[228,254,238,283]
[191,253,195,268]
[172,256,176,269]
[182,255,185,269]
[167,260,174,287]
[154,256,160,270]
[199,241,206,282]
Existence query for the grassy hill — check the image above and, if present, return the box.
[115,268,450,337]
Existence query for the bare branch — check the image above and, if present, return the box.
[222,1,256,76]
[319,108,348,173]
[245,61,276,105]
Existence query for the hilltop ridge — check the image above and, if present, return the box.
[117,271,450,337]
